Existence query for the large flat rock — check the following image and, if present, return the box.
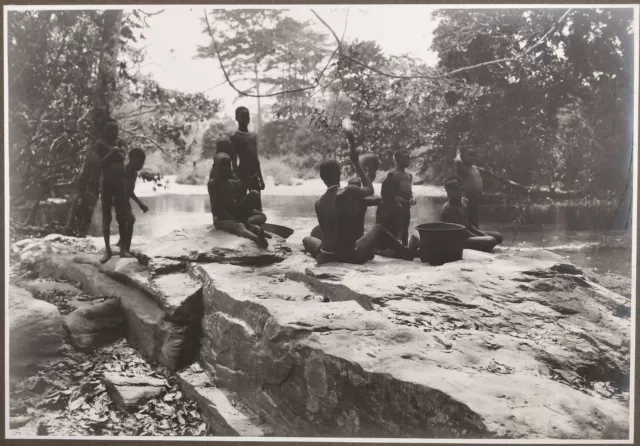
[288,250,631,389]
[100,258,202,321]
[39,256,199,371]
[194,250,630,439]
[134,226,292,267]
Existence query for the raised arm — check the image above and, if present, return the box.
[344,130,373,197]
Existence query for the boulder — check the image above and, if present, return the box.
[64,298,125,351]
[13,235,101,268]
[9,286,64,371]
[134,226,291,267]
[194,249,630,439]
[103,373,167,409]
[177,363,270,436]
[100,258,202,321]
[39,256,199,370]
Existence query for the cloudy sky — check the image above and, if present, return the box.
[135,6,441,118]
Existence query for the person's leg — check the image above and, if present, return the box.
[214,218,269,248]
[123,214,136,253]
[302,236,322,257]
[464,236,497,252]
[113,179,133,258]
[355,224,413,261]
[484,230,504,245]
[310,225,323,240]
[100,186,114,264]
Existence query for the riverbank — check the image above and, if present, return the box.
[136,175,447,198]
[8,230,632,439]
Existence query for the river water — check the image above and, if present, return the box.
[89,179,633,278]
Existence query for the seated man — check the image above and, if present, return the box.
[302,130,417,265]
[440,176,503,252]
[208,149,270,249]
[310,153,381,240]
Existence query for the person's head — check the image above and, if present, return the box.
[444,91,459,107]
[235,106,250,128]
[103,119,119,142]
[319,159,341,187]
[128,148,146,171]
[394,150,411,169]
[461,148,476,165]
[214,152,234,180]
[443,176,462,200]
[216,138,234,157]
[359,153,379,182]
[347,176,362,187]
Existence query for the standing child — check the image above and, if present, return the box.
[96,119,133,263]
[116,148,148,253]
[376,149,416,246]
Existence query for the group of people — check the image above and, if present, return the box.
[300,126,503,265]
[97,105,502,266]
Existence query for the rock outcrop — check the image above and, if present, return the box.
[64,298,125,351]
[38,255,199,370]
[133,226,292,267]
[10,228,631,440]
[9,286,65,371]
[103,373,167,409]
[194,249,630,439]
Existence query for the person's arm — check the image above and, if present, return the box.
[130,189,148,212]
[364,195,383,207]
[344,130,373,197]
[96,141,123,168]
[229,135,239,178]
[255,136,265,190]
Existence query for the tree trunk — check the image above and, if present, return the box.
[254,62,262,133]
[65,10,123,236]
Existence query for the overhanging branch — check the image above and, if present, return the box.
[203,9,340,99]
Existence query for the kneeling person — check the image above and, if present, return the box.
[440,176,503,252]
[208,150,270,248]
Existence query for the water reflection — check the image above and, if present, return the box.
[90,193,632,278]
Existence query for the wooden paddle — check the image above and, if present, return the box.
[262,223,294,239]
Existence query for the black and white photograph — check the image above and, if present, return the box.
[4,4,638,441]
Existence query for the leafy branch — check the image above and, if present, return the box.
[311,8,573,81]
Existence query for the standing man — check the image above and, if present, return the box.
[454,147,483,229]
[229,106,265,211]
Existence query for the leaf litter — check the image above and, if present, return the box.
[10,339,210,436]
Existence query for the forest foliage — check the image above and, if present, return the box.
[7,7,636,233]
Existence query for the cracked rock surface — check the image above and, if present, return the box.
[196,248,630,439]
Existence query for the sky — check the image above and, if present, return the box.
[135,6,441,120]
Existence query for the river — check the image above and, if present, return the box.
[89,177,634,278]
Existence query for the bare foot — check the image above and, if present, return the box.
[120,250,134,259]
[408,235,420,259]
[254,233,269,249]
[261,230,272,239]
[100,251,112,264]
